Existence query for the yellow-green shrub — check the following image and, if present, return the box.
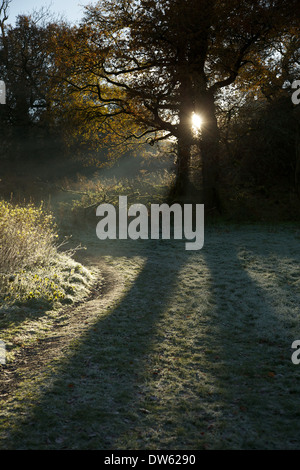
[0,200,57,274]
[0,200,93,309]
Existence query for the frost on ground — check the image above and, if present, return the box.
[1,224,300,450]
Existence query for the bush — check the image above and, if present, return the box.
[0,200,93,309]
[0,200,57,274]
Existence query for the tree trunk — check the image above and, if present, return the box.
[171,67,195,202]
[199,91,222,213]
[174,127,193,199]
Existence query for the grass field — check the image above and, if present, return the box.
[1,222,300,449]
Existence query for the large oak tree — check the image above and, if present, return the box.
[48,1,300,209]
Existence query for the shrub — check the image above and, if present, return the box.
[0,200,93,310]
[0,200,57,274]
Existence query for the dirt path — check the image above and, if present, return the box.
[0,260,124,402]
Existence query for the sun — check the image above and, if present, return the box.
[192,112,203,131]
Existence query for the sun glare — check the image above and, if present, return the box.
[192,113,203,131]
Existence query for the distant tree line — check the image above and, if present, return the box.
[0,4,59,165]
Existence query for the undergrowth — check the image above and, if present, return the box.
[55,169,175,226]
[0,199,94,313]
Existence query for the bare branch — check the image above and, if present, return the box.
[0,0,11,23]
[209,33,262,93]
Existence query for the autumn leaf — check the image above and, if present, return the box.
[267,372,276,378]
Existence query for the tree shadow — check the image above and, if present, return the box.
[2,226,300,450]
[1,236,196,449]
[201,226,300,449]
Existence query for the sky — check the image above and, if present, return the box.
[6,0,97,25]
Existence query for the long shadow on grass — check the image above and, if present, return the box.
[1,237,196,450]
[202,226,300,449]
[3,226,300,450]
